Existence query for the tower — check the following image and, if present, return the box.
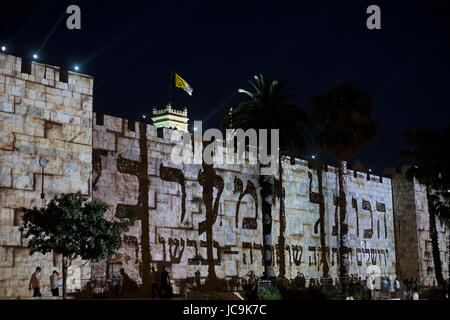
[151,103,189,132]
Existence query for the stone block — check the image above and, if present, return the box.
[0,226,22,246]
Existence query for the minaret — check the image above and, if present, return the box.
[151,103,189,132]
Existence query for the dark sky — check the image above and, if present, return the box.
[1,0,449,173]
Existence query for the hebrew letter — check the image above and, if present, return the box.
[235,179,258,229]
[352,198,359,238]
[160,163,186,223]
[362,199,373,238]
[376,202,387,239]
[356,248,362,266]
[332,196,339,236]
[292,245,303,266]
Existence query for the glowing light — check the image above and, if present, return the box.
[142,115,146,119]
[33,53,38,59]
[1,46,6,52]
[74,65,79,71]
[312,155,316,159]
[194,127,197,132]
[369,169,372,173]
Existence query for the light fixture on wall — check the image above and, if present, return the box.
[39,157,48,206]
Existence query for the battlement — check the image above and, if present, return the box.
[0,53,93,96]
[152,104,188,117]
[92,112,391,187]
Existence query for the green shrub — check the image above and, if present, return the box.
[258,285,282,300]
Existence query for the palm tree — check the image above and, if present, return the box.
[309,82,380,281]
[221,75,309,279]
[401,126,450,290]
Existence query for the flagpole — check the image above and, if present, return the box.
[169,68,173,106]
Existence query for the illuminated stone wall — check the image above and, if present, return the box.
[1,54,448,297]
[385,166,450,286]
[91,113,398,294]
[0,54,93,297]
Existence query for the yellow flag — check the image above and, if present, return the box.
[174,73,193,96]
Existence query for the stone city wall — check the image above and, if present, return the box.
[91,113,397,294]
[0,54,93,297]
[1,54,448,297]
[386,166,450,286]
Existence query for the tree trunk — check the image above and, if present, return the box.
[198,161,222,289]
[338,160,349,280]
[259,170,276,279]
[426,186,445,288]
[317,164,329,278]
[62,256,67,300]
[278,154,286,278]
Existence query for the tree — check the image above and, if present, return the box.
[21,192,133,299]
[400,126,450,289]
[221,75,309,278]
[309,82,380,281]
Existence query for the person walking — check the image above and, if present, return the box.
[151,267,159,298]
[293,272,301,289]
[382,277,389,299]
[29,267,42,297]
[412,286,419,300]
[194,270,201,289]
[348,277,355,298]
[245,270,258,300]
[309,278,315,289]
[388,278,395,299]
[160,265,172,298]
[49,270,60,297]
[299,273,306,290]
[394,278,401,299]
[406,279,412,298]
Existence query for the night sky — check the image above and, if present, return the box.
[1,0,449,173]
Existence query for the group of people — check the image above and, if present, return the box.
[150,265,172,298]
[110,265,172,299]
[402,278,421,300]
[369,276,420,300]
[29,267,61,297]
[291,273,414,300]
[241,270,422,300]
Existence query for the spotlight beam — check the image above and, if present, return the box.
[38,11,66,53]
[7,1,52,46]
[81,3,170,67]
